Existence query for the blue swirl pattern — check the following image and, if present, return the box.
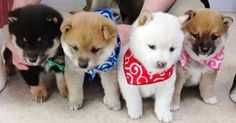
[87,9,121,81]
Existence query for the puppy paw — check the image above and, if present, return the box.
[170,104,180,112]
[155,109,172,123]
[68,101,83,110]
[204,96,217,104]
[230,92,236,102]
[30,85,48,103]
[128,110,143,120]
[103,96,121,111]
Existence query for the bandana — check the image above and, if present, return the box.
[123,49,175,85]
[87,9,120,81]
[46,58,64,72]
[179,48,224,71]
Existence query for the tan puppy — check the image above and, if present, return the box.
[60,11,121,110]
[171,8,233,111]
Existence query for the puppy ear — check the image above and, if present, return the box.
[178,15,189,25]
[138,10,153,26]
[60,20,72,34]
[46,17,59,24]
[184,10,196,21]
[222,16,233,28]
[8,10,20,24]
[101,20,117,40]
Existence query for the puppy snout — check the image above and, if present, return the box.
[28,56,38,63]
[200,46,210,54]
[26,53,38,63]
[78,58,89,69]
[156,61,166,69]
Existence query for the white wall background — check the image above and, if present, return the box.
[209,0,236,12]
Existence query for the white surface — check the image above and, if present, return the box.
[209,0,236,12]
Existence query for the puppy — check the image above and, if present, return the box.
[117,10,186,122]
[230,74,236,102]
[7,5,68,102]
[171,8,233,111]
[60,9,121,110]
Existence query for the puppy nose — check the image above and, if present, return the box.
[157,61,166,69]
[28,56,38,63]
[78,58,89,69]
[201,46,210,53]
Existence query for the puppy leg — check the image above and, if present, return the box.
[65,67,84,110]
[230,74,236,102]
[171,72,185,111]
[21,67,48,102]
[55,72,68,98]
[0,53,6,91]
[199,71,217,104]
[122,87,142,119]
[155,82,174,123]
[30,80,48,103]
[100,69,121,111]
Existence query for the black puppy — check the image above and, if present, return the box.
[7,4,67,102]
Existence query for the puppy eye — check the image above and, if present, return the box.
[22,37,27,42]
[191,33,200,40]
[148,45,156,50]
[91,47,101,54]
[169,47,175,52]
[72,46,78,51]
[211,34,218,41]
[37,37,42,42]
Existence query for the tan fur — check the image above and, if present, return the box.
[171,8,233,111]
[138,10,153,26]
[61,11,121,110]
[61,12,116,49]
[30,81,48,103]
[184,9,228,38]
[61,12,117,65]
[56,73,68,98]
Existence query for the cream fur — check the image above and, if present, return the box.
[117,11,185,122]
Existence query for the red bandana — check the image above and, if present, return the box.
[123,49,175,85]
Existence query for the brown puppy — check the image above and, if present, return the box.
[60,11,121,110]
[171,8,233,111]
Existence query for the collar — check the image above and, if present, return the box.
[179,48,224,71]
[46,58,64,72]
[87,9,120,81]
[123,49,175,85]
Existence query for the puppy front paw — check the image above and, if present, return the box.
[204,96,217,104]
[128,110,143,120]
[68,101,83,110]
[103,96,121,111]
[170,103,180,112]
[30,85,48,103]
[155,108,172,123]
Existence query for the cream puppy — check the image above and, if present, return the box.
[117,10,186,122]
[60,10,121,110]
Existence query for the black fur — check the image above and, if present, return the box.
[7,4,64,87]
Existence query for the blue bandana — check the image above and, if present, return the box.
[87,9,121,81]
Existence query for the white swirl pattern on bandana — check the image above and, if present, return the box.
[180,48,224,71]
[87,9,120,81]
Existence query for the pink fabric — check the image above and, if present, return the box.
[179,48,224,71]
[123,49,175,85]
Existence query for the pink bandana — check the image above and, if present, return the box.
[123,49,175,85]
[179,48,224,71]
